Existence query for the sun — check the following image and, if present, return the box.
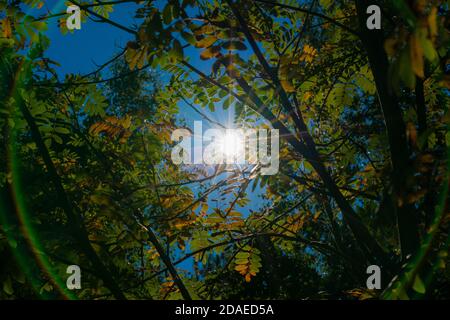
[219,130,244,160]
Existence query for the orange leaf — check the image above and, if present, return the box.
[3,18,12,38]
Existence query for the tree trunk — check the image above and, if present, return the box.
[355,0,420,259]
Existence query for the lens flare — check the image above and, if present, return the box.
[219,131,244,160]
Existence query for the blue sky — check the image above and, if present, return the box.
[38,2,239,130]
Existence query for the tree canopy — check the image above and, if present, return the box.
[0,0,449,300]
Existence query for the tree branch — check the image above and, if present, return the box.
[14,65,126,300]
[68,0,137,35]
[137,221,192,300]
[253,0,361,37]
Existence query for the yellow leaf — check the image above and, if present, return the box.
[195,36,217,48]
[406,190,426,204]
[188,201,200,213]
[226,64,241,78]
[410,34,424,78]
[199,203,208,215]
[174,220,190,229]
[193,24,216,36]
[419,154,434,164]
[300,44,317,63]
[406,122,417,145]
[313,210,322,222]
[3,17,12,38]
[122,115,132,129]
[234,264,247,272]
[384,38,398,57]
[441,75,450,89]
[125,48,138,70]
[228,211,241,217]
[280,79,295,93]
[200,46,220,60]
[428,7,438,39]
[303,91,313,101]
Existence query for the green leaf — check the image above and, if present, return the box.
[13,271,26,285]
[181,31,196,45]
[93,4,114,19]
[53,135,63,144]
[399,47,416,89]
[39,282,53,294]
[355,64,376,95]
[163,4,173,25]
[3,277,13,295]
[172,39,183,60]
[236,251,250,260]
[421,38,437,61]
[412,275,426,294]
[8,238,17,249]
[222,98,232,110]
[392,0,417,29]
[54,127,70,135]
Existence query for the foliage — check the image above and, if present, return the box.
[0,0,449,300]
